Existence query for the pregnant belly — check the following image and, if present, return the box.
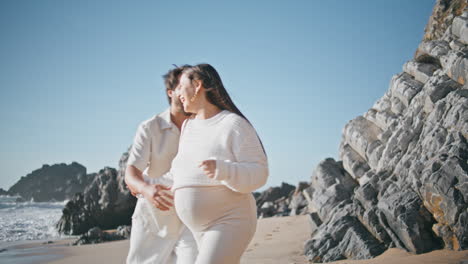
[174,185,254,232]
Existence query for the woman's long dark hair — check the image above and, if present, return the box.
[183,63,266,155]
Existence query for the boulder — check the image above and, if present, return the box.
[56,149,136,235]
[72,225,131,246]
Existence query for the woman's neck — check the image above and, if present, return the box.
[195,103,222,120]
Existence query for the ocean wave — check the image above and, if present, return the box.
[0,197,68,211]
[0,197,68,242]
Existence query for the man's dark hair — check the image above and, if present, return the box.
[162,64,191,104]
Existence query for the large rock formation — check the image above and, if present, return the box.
[304,0,468,262]
[7,162,94,202]
[56,149,137,235]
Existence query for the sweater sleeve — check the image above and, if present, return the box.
[213,119,268,193]
[127,122,151,172]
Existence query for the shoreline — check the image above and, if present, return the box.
[0,238,74,264]
[1,215,468,264]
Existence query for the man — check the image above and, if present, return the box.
[125,65,197,264]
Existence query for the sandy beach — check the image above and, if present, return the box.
[43,215,310,264]
[3,215,468,264]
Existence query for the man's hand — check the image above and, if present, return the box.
[199,160,217,179]
[141,184,174,211]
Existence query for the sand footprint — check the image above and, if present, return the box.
[272,226,280,232]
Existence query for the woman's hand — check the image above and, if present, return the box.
[199,160,217,178]
[141,184,174,211]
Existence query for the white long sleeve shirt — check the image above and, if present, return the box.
[171,110,268,193]
[126,109,188,236]
[127,108,179,181]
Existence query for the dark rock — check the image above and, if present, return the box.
[289,182,310,216]
[56,149,137,235]
[116,225,132,239]
[354,183,378,210]
[309,158,357,222]
[377,186,443,253]
[258,201,276,218]
[0,188,8,196]
[454,210,468,248]
[7,162,94,202]
[331,225,385,260]
[252,192,261,199]
[274,197,290,216]
[255,182,295,207]
[255,182,296,218]
[304,202,385,262]
[307,212,322,234]
[15,197,25,203]
[357,207,393,246]
[72,226,128,246]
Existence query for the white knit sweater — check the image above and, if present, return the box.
[170,110,268,193]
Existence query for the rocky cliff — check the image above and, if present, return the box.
[7,162,94,202]
[303,0,468,262]
[56,149,136,235]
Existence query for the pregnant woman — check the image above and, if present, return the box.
[170,63,268,264]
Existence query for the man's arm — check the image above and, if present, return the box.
[124,165,148,196]
[125,122,151,197]
[125,122,173,210]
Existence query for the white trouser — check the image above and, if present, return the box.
[175,185,257,264]
[126,194,197,263]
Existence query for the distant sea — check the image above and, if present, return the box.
[0,195,67,243]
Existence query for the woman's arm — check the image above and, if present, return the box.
[200,120,268,193]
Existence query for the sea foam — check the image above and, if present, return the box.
[0,196,68,242]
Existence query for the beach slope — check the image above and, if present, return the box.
[45,215,468,264]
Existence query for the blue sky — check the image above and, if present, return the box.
[0,0,435,191]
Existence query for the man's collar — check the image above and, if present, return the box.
[159,108,173,130]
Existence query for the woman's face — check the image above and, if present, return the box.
[175,73,198,113]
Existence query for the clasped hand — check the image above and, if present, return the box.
[141,184,174,211]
